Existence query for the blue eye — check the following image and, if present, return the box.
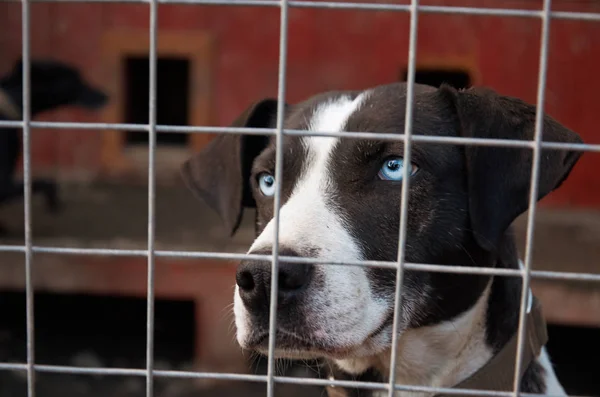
[258,173,276,196]
[378,157,415,181]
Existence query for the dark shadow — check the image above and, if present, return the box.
[401,68,471,89]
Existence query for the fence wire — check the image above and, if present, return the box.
[2,0,600,397]
[3,0,600,22]
[20,0,35,396]
[145,0,158,394]
[511,0,553,393]
[386,0,418,393]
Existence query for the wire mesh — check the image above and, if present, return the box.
[2,0,600,396]
[511,0,553,394]
[265,0,290,394]
[386,0,418,394]
[145,0,159,395]
[20,0,35,396]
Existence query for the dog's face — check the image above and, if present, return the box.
[182,83,582,362]
[3,60,108,114]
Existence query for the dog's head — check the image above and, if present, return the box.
[182,83,582,363]
[1,59,108,115]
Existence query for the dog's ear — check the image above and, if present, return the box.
[440,85,583,251]
[11,59,24,73]
[1,60,23,83]
[181,99,284,235]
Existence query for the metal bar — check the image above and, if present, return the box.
[0,363,584,397]
[0,363,28,371]
[386,0,418,392]
[0,245,599,281]
[1,120,598,153]
[3,0,600,21]
[265,0,290,394]
[145,0,159,395]
[512,0,553,394]
[551,10,600,21]
[20,0,36,395]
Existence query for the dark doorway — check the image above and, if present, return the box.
[124,57,190,146]
[0,291,195,367]
[401,68,471,90]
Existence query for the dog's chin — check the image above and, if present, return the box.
[240,323,392,361]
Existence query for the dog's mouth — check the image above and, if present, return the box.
[246,313,393,359]
[248,330,356,359]
[249,330,327,355]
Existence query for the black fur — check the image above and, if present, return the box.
[520,361,548,394]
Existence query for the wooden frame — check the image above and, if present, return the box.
[100,30,214,178]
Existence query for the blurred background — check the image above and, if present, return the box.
[0,0,599,396]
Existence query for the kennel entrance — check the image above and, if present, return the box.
[100,30,215,181]
[124,57,190,147]
[401,67,472,89]
[0,291,195,368]
[0,250,245,376]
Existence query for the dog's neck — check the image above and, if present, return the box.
[387,284,492,393]
[333,283,494,397]
[330,231,532,397]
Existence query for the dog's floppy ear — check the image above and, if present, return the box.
[181,99,284,235]
[440,85,583,251]
[11,59,24,75]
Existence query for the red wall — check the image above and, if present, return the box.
[0,0,599,207]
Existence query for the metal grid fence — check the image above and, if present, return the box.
[0,0,599,397]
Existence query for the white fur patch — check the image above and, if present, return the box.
[235,93,390,353]
[538,347,566,396]
[248,93,367,254]
[335,284,494,397]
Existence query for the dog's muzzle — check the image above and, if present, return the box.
[233,247,391,358]
[235,249,324,355]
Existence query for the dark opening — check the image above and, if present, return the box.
[546,324,600,396]
[0,291,195,367]
[0,291,329,397]
[124,57,190,146]
[401,68,471,90]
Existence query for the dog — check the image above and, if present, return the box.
[181,82,583,396]
[0,59,108,234]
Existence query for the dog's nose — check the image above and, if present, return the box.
[236,249,313,311]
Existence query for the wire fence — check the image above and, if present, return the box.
[1,0,599,397]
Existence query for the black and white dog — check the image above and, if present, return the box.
[0,59,108,233]
[182,83,582,396]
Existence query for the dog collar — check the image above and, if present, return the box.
[0,88,21,120]
[326,269,548,397]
